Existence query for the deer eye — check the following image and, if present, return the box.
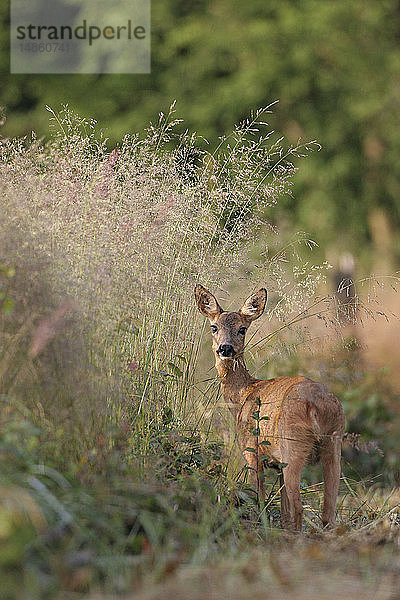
[210,325,218,334]
[238,327,247,335]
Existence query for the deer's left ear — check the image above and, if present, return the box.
[239,289,267,321]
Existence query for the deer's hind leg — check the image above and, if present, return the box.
[279,433,314,532]
[280,451,310,532]
[320,434,342,528]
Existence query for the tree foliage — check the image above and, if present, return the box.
[1,0,400,254]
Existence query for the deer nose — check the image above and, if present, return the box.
[217,344,235,357]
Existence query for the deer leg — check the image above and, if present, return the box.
[243,449,263,500]
[281,458,306,532]
[256,457,266,504]
[279,470,291,529]
[320,435,342,528]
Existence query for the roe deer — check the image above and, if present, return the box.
[195,284,345,532]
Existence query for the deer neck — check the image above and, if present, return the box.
[216,355,255,405]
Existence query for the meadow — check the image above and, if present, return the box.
[0,105,399,599]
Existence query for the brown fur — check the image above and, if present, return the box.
[195,284,346,531]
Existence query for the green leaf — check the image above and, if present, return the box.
[259,416,270,421]
[250,411,260,420]
[260,440,271,446]
[167,361,183,377]
[0,265,15,278]
[175,354,187,364]
[250,427,260,436]
[244,447,256,453]
[2,297,14,315]
[162,407,173,425]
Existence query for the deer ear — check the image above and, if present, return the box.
[239,289,267,321]
[194,284,223,320]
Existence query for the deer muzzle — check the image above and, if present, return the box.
[217,344,236,358]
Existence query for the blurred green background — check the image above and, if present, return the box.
[2,0,400,264]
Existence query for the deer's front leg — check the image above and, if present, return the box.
[279,470,291,529]
[243,449,265,501]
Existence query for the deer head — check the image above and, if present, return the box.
[194,284,267,360]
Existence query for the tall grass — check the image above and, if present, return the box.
[0,103,324,459]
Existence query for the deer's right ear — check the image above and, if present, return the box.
[194,284,223,320]
[239,288,267,321]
